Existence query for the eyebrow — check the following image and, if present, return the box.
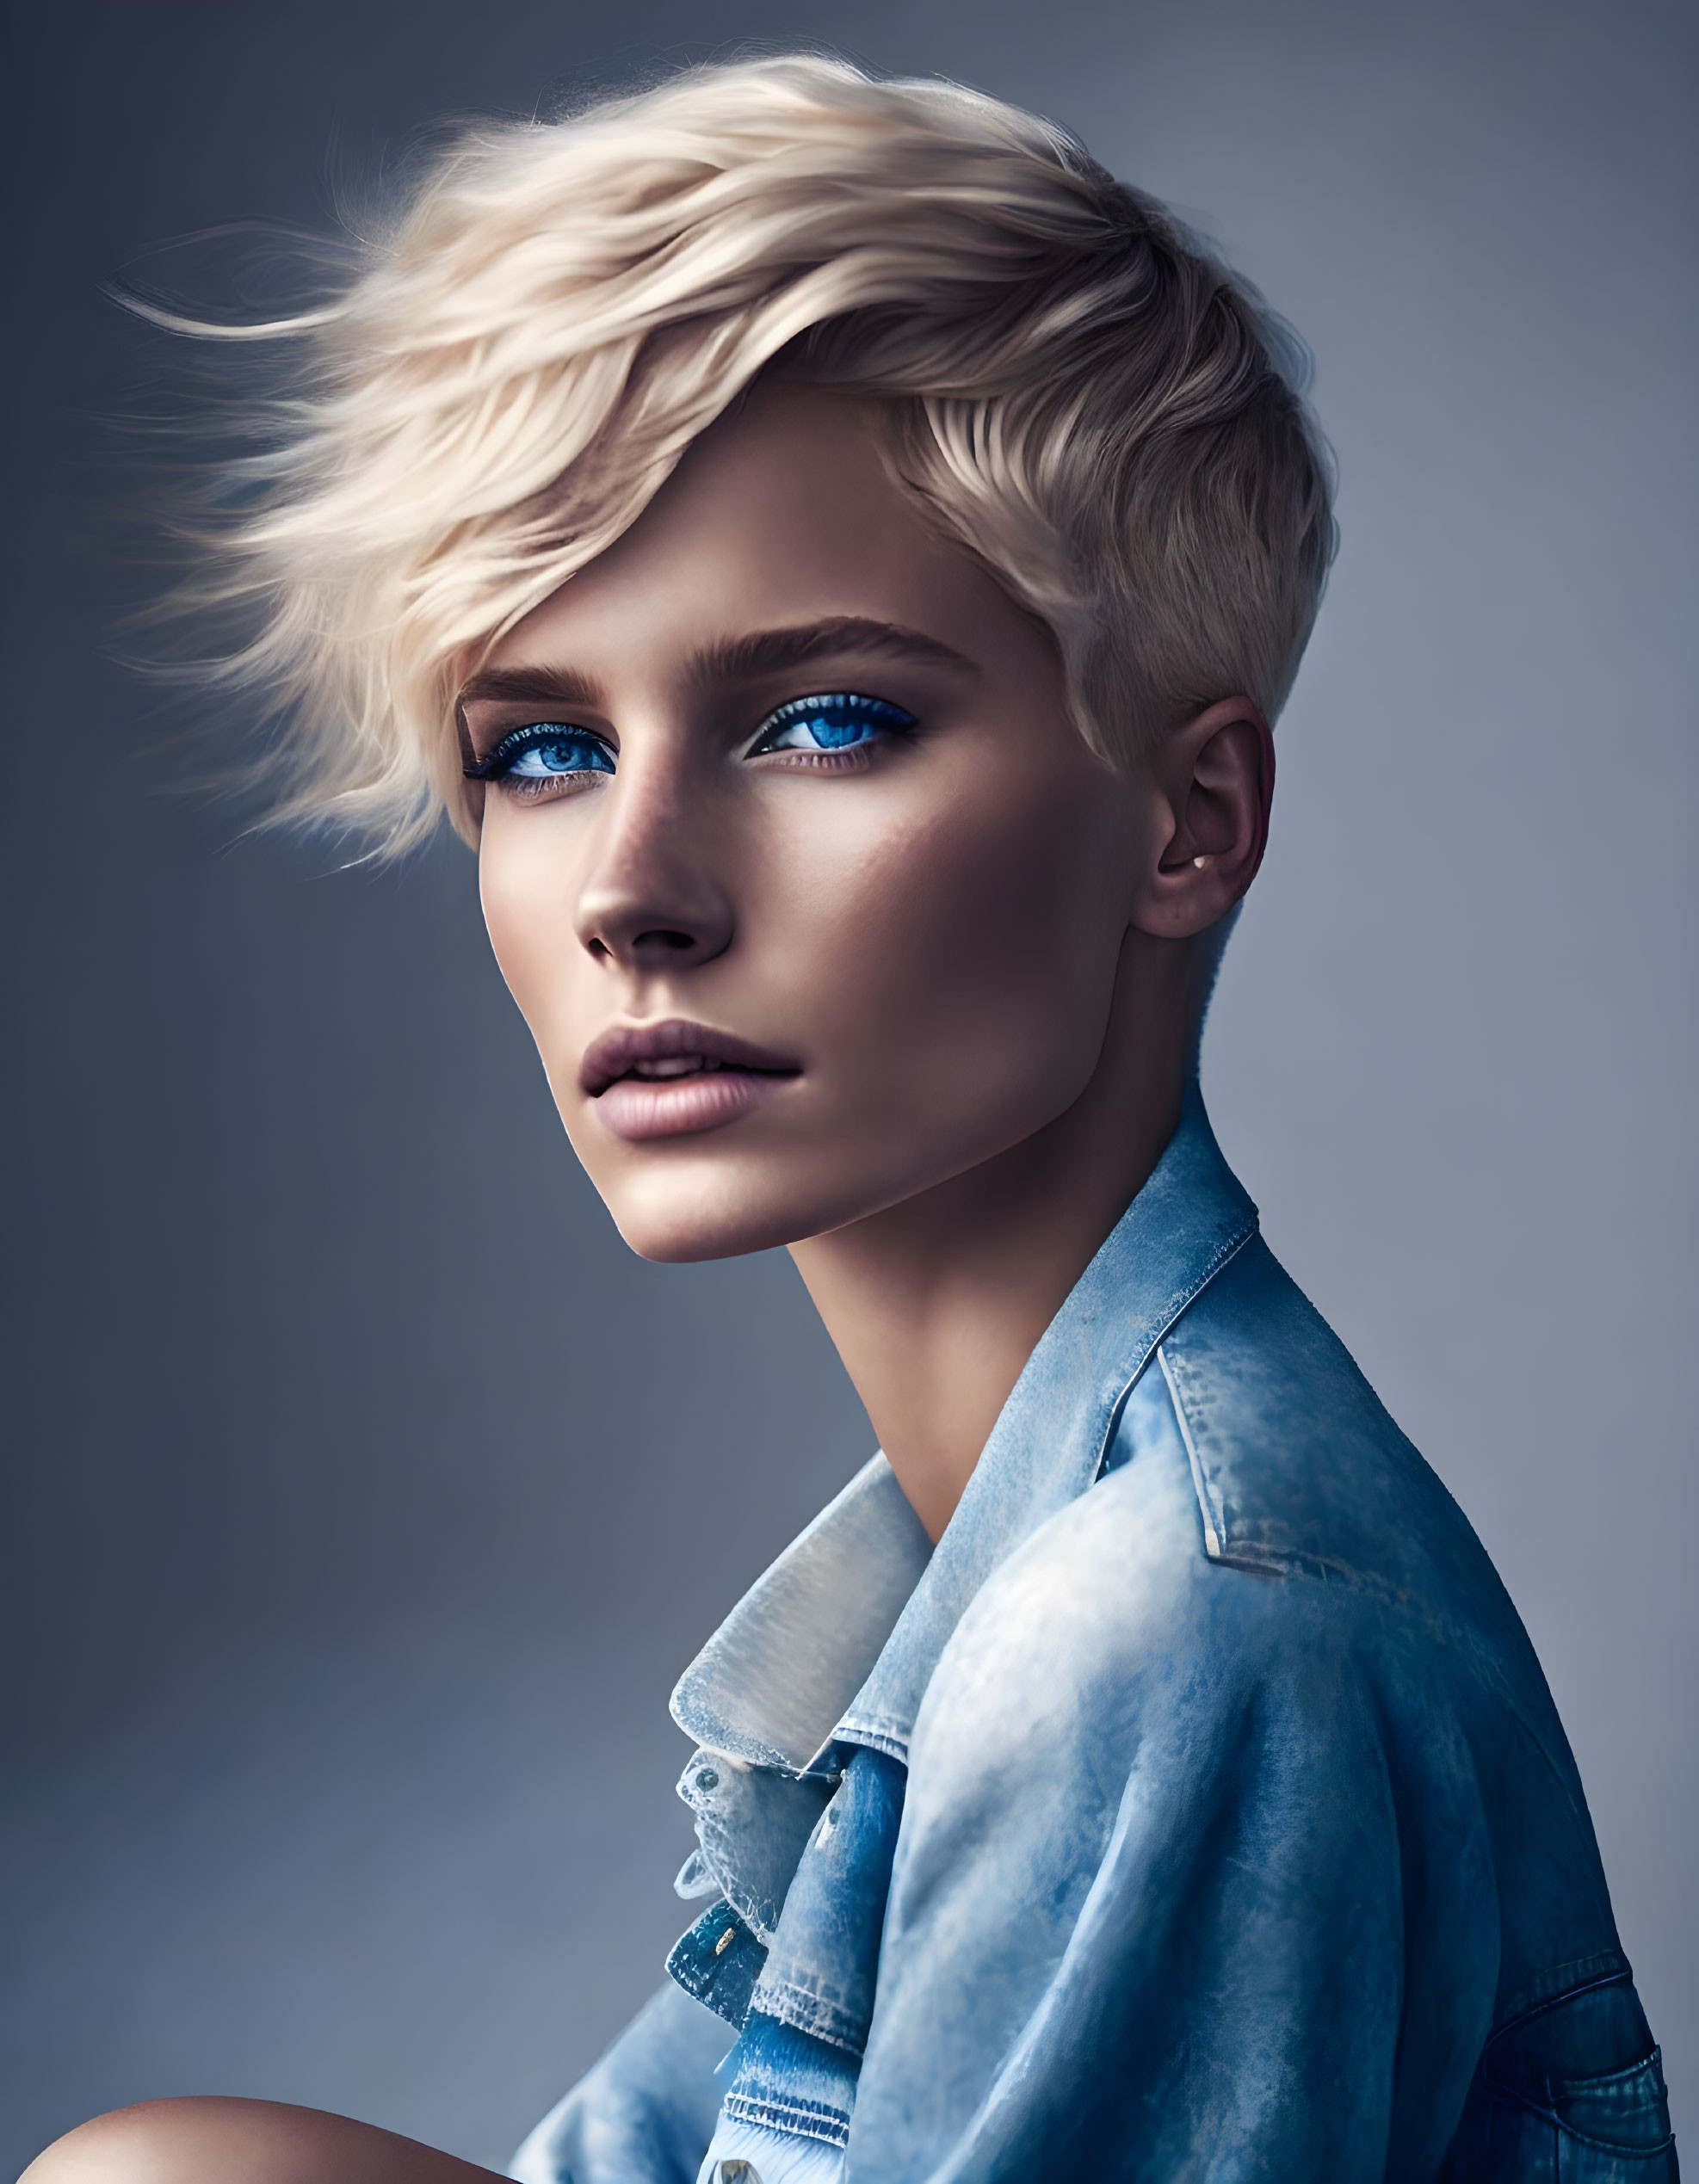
[456,617,977,713]
[685,617,979,688]
[455,663,608,711]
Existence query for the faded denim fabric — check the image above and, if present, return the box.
[510,1098,1676,2184]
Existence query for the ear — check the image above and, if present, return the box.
[1129,695,1274,940]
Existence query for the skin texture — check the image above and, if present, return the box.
[16,2098,509,2182]
[473,381,1270,1538]
[25,379,1270,2183]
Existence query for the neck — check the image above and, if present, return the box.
[788,931,1195,1542]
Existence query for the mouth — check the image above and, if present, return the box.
[580,1019,801,1143]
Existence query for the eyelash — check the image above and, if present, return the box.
[463,723,615,802]
[465,692,917,801]
[744,693,917,767]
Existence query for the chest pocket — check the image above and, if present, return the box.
[1440,1965,1677,2179]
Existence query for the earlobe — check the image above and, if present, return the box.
[1133,697,1272,941]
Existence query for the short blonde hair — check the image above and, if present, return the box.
[157,53,1336,854]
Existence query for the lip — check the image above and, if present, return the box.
[580,1018,801,1143]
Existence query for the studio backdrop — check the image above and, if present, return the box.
[3,0,1694,2171]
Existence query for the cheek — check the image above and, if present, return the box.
[477,817,579,1043]
[774,773,1128,1116]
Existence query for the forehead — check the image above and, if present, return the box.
[483,381,1024,682]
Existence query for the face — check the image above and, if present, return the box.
[469,381,1159,1262]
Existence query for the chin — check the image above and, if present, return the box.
[615,1216,764,1266]
[600,1162,826,1265]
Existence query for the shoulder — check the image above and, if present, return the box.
[905,1365,1313,1832]
[915,1233,1552,1776]
[896,1231,1616,2034]
[896,1357,1409,1922]
[1162,1235,1523,1644]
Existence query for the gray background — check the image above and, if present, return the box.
[3,0,1694,2171]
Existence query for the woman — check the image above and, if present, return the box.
[25,54,1675,2184]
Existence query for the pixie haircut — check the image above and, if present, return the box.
[162,53,1336,854]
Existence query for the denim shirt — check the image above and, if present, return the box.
[511,1099,1676,2183]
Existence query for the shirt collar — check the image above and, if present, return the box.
[670,1091,1258,1775]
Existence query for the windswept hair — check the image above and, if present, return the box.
[150,53,1336,854]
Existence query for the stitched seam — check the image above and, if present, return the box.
[1554,2045,1666,2097]
[721,2092,852,2149]
[1487,1961,1632,2045]
[1480,2084,1674,2159]
[1229,1541,1389,1590]
[831,1718,910,1765]
[1094,1219,1258,1482]
[751,1976,866,2056]
[1159,1341,1226,1558]
[1163,1336,1435,1605]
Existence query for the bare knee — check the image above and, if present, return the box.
[23,2099,311,2182]
[17,2096,508,2183]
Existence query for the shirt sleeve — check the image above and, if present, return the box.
[508,1980,734,2184]
[844,1449,1495,2181]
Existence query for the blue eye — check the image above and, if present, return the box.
[466,724,616,786]
[748,692,917,758]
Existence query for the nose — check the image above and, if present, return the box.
[572,762,735,973]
